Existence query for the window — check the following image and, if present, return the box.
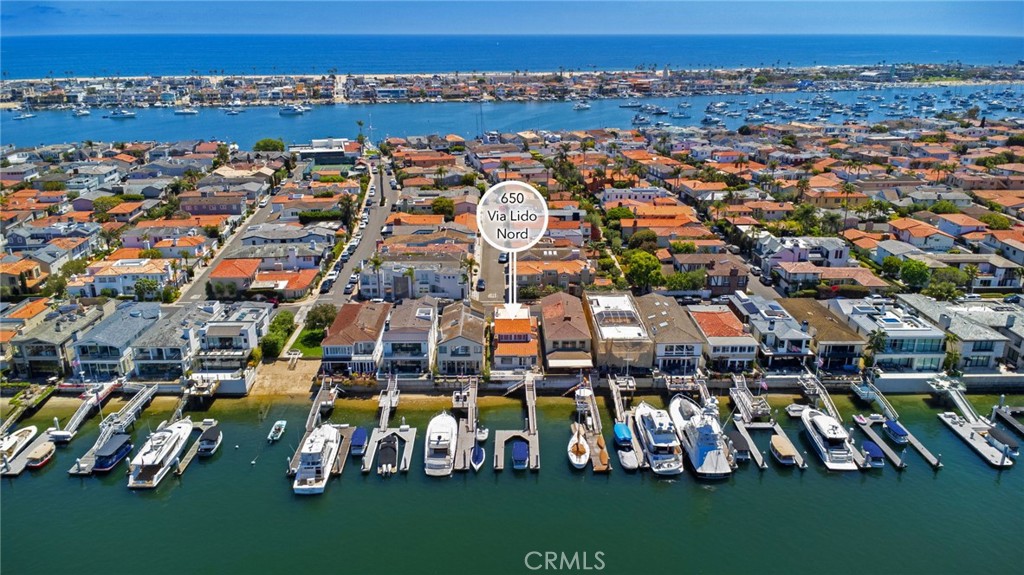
[972,341,994,353]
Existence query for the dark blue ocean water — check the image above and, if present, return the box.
[2,34,1022,79]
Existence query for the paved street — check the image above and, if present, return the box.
[476,239,507,309]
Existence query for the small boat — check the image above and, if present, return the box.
[108,108,136,119]
[475,426,489,443]
[862,441,886,468]
[883,419,909,445]
[279,104,304,116]
[620,100,642,108]
[12,113,35,121]
[267,420,287,442]
[612,422,632,448]
[424,411,458,477]
[196,424,222,457]
[92,433,132,473]
[786,404,807,418]
[567,424,590,470]
[512,440,529,470]
[351,427,368,456]
[26,441,55,469]
[226,109,240,116]
[986,427,1020,458]
[73,108,91,117]
[617,448,639,471]
[173,107,199,115]
[292,424,341,494]
[378,434,398,476]
[726,429,751,463]
[853,414,869,426]
[770,434,798,466]
[470,445,485,472]
[573,101,591,111]
[1,426,38,461]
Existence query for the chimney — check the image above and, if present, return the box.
[939,313,952,330]
[802,320,809,332]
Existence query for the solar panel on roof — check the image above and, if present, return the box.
[742,302,759,315]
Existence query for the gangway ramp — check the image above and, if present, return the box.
[851,380,899,421]
[68,384,158,475]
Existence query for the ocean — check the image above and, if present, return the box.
[1,392,1021,575]
[1,34,1022,79]
[3,84,1023,149]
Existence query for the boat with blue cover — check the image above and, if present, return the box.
[883,419,909,445]
[471,445,485,472]
[512,440,529,470]
[862,441,886,468]
[351,427,368,456]
[93,433,132,473]
[613,423,632,447]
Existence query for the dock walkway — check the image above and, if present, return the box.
[452,378,480,472]
[493,373,540,471]
[287,380,338,475]
[993,406,1024,437]
[854,420,908,469]
[0,434,53,477]
[175,418,219,476]
[68,384,158,476]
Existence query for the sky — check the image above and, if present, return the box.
[1,1,1022,37]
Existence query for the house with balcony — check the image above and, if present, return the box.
[359,261,465,301]
[582,292,654,372]
[778,298,867,373]
[636,294,704,375]
[537,292,593,372]
[728,292,813,369]
[826,298,947,391]
[72,302,162,380]
[687,305,758,372]
[321,301,392,375]
[381,298,438,375]
[755,234,851,276]
[437,302,485,376]
[131,302,216,380]
[906,252,1023,293]
[492,305,540,372]
[66,258,182,298]
[896,294,1011,373]
[11,299,115,378]
[193,302,273,373]
[0,298,53,372]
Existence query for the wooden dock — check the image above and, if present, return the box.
[732,421,768,470]
[331,426,356,476]
[175,418,218,476]
[993,406,1024,437]
[938,412,1014,468]
[0,434,54,477]
[452,378,482,472]
[493,373,541,471]
[574,379,610,473]
[855,420,908,469]
[68,384,158,476]
[361,427,417,474]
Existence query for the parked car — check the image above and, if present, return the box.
[348,273,358,284]
[343,283,355,295]
[325,271,339,282]
[759,275,773,286]
[258,197,269,208]
[750,267,762,276]
[1004,294,1021,304]
[498,252,509,264]
[476,278,487,292]
[320,281,334,294]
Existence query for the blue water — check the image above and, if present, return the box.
[1,34,1022,79]
[3,84,1023,149]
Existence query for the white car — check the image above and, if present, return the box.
[324,271,339,282]
[368,189,376,197]
[258,197,269,208]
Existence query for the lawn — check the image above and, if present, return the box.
[291,328,324,358]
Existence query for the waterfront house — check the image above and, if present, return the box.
[687,304,758,373]
[778,298,866,373]
[192,302,272,376]
[636,294,704,375]
[582,292,654,373]
[492,305,540,372]
[131,303,215,380]
[72,302,162,380]
[727,292,813,370]
[896,294,1009,373]
[537,292,593,372]
[437,302,486,376]
[321,301,393,375]
[381,298,438,376]
[11,299,115,378]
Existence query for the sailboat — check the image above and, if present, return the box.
[567,422,590,470]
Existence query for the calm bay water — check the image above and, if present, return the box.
[1,392,1021,575]
[3,84,1023,149]
[2,34,1021,80]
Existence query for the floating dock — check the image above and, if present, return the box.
[50,380,120,443]
[452,377,481,472]
[608,375,648,470]
[361,375,416,475]
[930,378,1013,467]
[853,418,908,470]
[852,380,941,469]
[68,384,158,476]
[991,395,1024,438]
[1,433,54,477]
[174,418,219,476]
[493,374,540,471]
[288,379,342,475]
[574,377,610,473]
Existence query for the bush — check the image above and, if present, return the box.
[792,289,819,298]
[270,310,296,335]
[260,334,285,359]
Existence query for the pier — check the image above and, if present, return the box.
[68,384,158,476]
[992,404,1024,437]
[493,373,541,471]
[0,384,56,436]
[50,380,120,442]
[853,417,908,470]
[361,375,416,475]
[728,375,806,470]
[608,375,647,470]
[931,378,1013,467]
[174,418,219,476]
[852,380,941,469]
[1,433,54,477]
[452,377,481,472]
[574,377,610,473]
[288,378,344,475]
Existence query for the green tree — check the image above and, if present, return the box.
[931,267,969,287]
[215,144,230,167]
[624,251,663,293]
[139,248,163,259]
[305,303,339,331]
[260,333,285,359]
[963,264,980,294]
[922,281,964,301]
[881,256,903,278]
[605,206,634,222]
[664,269,706,291]
[253,138,285,152]
[92,196,123,214]
[431,197,455,220]
[133,278,159,300]
[627,229,659,250]
[929,200,960,214]
[865,329,888,367]
[900,259,931,289]
[42,181,67,191]
[979,213,1011,230]
[669,241,697,254]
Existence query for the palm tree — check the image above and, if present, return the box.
[796,178,810,203]
[433,165,448,189]
[943,332,961,372]
[840,182,857,229]
[865,329,888,369]
[628,163,647,185]
[767,159,780,182]
[963,264,980,294]
[460,256,479,285]
[403,267,417,299]
[822,212,842,235]
[581,139,594,163]
[499,160,512,181]
[369,252,384,300]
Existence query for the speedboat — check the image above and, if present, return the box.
[613,422,639,470]
[73,107,91,117]
[92,433,133,472]
[573,101,591,111]
[292,424,341,494]
[267,420,287,443]
[424,411,458,477]
[173,107,199,115]
[470,445,485,472]
[108,108,136,119]
[883,419,909,445]
[801,408,858,471]
[511,440,529,470]
[127,419,192,489]
[668,395,732,479]
[786,404,807,418]
[279,104,304,116]
[26,441,55,469]
[1,426,38,461]
[634,402,684,476]
[351,427,368,456]
[567,423,590,470]
[475,425,489,443]
[196,424,222,457]
[862,441,886,468]
[378,434,398,476]
[620,100,641,108]
[770,434,798,466]
[985,427,1019,458]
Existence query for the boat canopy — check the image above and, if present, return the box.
[200,425,221,441]
[613,423,632,445]
[770,435,796,457]
[95,433,131,457]
[862,441,884,458]
[351,427,368,446]
[726,429,749,451]
[884,419,908,437]
[987,427,1019,451]
[512,440,529,461]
